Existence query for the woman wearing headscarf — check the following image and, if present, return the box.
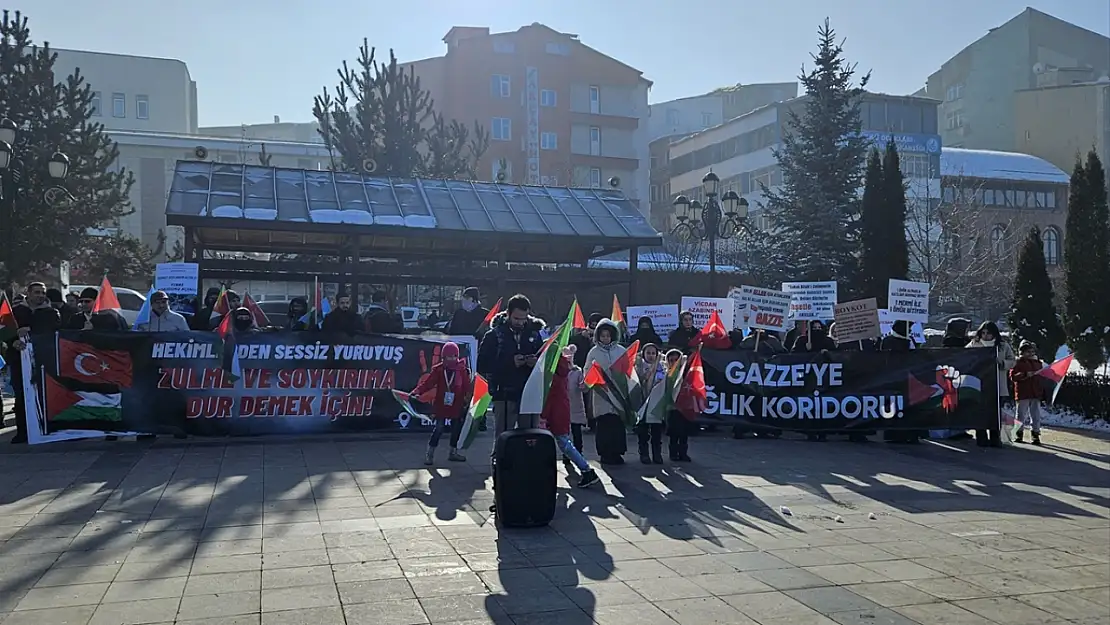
[629,316,663,347]
[410,342,473,465]
[667,311,699,353]
[966,321,1015,447]
[584,319,628,464]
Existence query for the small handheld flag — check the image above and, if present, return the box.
[458,374,492,450]
[482,298,503,329]
[1037,353,1074,404]
[215,313,242,383]
[91,276,121,313]
[131,287,157,330]
[0,292,18,343]
[611,295,626,339]
[243,293,271,327]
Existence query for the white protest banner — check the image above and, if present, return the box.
[832,298,880,343]
[680,297,734,330]
[878,309,926,344]
[733,285,792,332]
[155,262,199,296]
[887,279,930,323]
[782,281,838,320]
[627,304,679,336]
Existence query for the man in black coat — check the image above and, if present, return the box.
[363,291,402,333]
[65,287,100,330]
[477,294,545,438]
[5,282,62,443]
[322,292,363,335]
[447,287,489,338]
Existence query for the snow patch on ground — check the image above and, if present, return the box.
[1042,406,1110,433]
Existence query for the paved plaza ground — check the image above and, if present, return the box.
[0,421,1107,625]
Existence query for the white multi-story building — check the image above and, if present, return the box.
[648,95,725,143]
[52,48,198,134]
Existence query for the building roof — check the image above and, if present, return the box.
[940,148,1070,184]
[165,161,660,244]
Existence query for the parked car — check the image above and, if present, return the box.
[68,285,147,326]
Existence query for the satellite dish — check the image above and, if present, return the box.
[361,158,377,174]
[194,146,208,160]
[608,176,621,188]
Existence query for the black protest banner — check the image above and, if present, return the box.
[27,330,465,436]
[699,348,1000,431]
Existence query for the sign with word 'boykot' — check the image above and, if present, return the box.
[887,279,930,323]
[627,304,679,336]
[833,298,881,343]
[782,281,838,320]
[731,286,792,332]
[681,297,734,330]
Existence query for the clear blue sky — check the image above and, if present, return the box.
[20,0,1110,127]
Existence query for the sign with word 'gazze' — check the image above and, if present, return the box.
[833,298,881,343]
[680,297,734,330]
[782,281,838,320]
[733,286,792,332]
[887,279,930,323]
[627,304,680,336]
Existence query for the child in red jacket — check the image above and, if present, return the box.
[541,349,600,488]
[411,342,473,464]
[1008,340,1045,445]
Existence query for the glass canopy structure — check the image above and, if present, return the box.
[166,161,660,244]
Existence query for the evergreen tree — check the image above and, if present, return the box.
[71,233,157,290]
[857,148,885,301]
[313,41,489,179]
[1008,227,1065,360]
[881,138,910,284]
[0,11,134,289]
[761,19,870,284]
[1064,150,1110,370]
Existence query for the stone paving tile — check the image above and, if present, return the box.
[1,431,1108,625]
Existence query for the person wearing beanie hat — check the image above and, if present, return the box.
[410,342,473,465]
[65,287,101,330]
[45,287,77,327]
[1009,340,1045,445]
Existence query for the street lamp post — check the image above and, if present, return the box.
[671,171,749,295]
[0,117,75,291]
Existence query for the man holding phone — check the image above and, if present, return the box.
[477,293,545,438]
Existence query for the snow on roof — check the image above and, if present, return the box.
[941,148,1069,184]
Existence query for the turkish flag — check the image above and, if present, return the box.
[692,310,731,349]
[676,347,708,420]
[58,338,134,388]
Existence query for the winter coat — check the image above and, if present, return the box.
[738,331,786,357]
[541,356,573,436]
[635,357,667,424]
[322,308,363,335]
[791,328,837,353]
[569,331,593,368]
[191,287,222,331]
[1009,356,1045,401]
[447,305,490,338]
[477,311,546,402]
[136,309,190,332]
[584,319,627,418]
[629,316,663,348]
[966,339,1017,397]
[411,362,473,421]
[942,318,971,348]
[882,320,914,352]
[566,366,587,425]
[667,325,699,352]
[364,305,402,334]
[65,311,94,330]
[90,310,129,331]
[286,298,309,331]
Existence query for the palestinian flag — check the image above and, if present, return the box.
[675,346,707,421]
[212,285,231,317]
[480,297,503,331]
[573,299,587,329]
[639,355,687,424]
[91,276,121,313]
[610,340,641,426]
[391,389,431,423]
[611,294,626,339]
[44,375,122,422]
[1037,354,1073,404]
[243,293,271,327]
[584,360,625,417]
[215,313,242,383]
[906,367,982,416]
[458,374,491,450]
[298,278,331,329]
[518,301,576,415]
[0,291,18,343]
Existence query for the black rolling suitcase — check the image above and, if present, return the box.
[491,429,557,528]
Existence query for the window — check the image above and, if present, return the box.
[135,95,149,120]
[990,225,1006,258]
[491,75,511,98]
[945,230,962,262]
[946,82,964,102]
[540,132,558,150]
[665,109,680,126]
[545,42,570,56]
[649,155,658,169]
[945,109,964,130]
[112,92,125,118]
[589,85,600,114]
[493,40,516,54]
[701,112,713,127]
[650,184,660,202]
[90,91,101,116]
[589,167,602,188]
[1043,227,1060,265]
[1015,190,1027,208]
[540,89,557,107]
[1046,190,1056,208]
[588,126,601,155]
[943,186,955,203]
[492,117,511,141]
[1005,190,1016,206]
[116,292,144,311]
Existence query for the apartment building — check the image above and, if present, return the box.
[401,23,652,214]
[52,48,199,134]
[924,7,1110,152]
[663,93,942,231]
[648,95,724,143]
[201,119,324,145]
[1014,74,1110,173]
